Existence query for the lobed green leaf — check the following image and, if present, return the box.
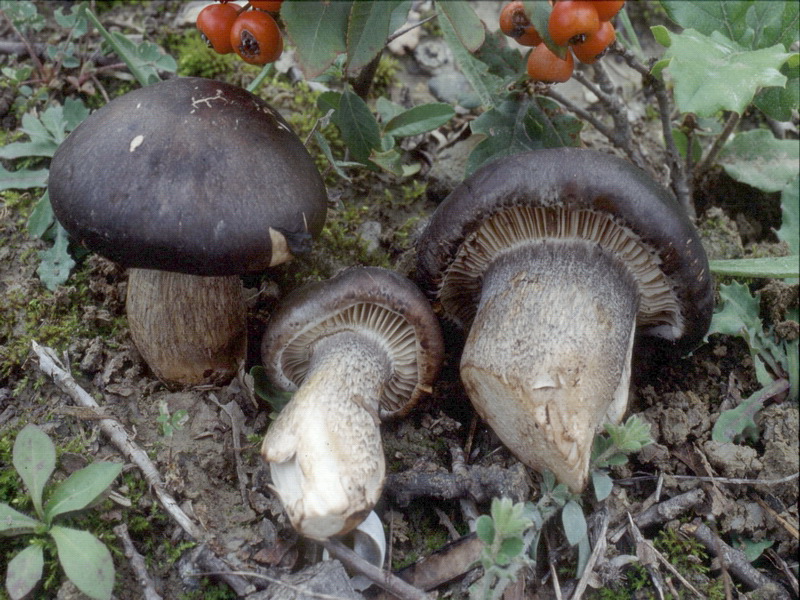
[718,129,799,192]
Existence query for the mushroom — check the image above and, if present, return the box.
[416,148,713,492]
[260,266,444,539]
[48,77,327,385]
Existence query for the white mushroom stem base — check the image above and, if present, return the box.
[126,268,246,386]
[261,331,389,540]
[460,242,639,492]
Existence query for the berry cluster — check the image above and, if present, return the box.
[500,0,624,83]
[196,1,284,65]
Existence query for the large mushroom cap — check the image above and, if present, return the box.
[262,266,445,419]
[48,76,327,276]
[417,148,713,349]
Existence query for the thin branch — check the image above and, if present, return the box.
[113,523,164,600]
[695,111,741,176]
[610,41,693,217]
[32,341,205,541]
[321,538,430,600]
[682,519,792,598]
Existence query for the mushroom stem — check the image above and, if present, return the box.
[126,268,246,385]
[261,331,390,539]
[459,241,639,492]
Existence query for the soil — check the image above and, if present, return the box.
[0,2,797,600]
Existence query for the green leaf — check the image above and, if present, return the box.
[383,103,455,137]
[283,0,351,78]
[778,177,799,254]
[13,425,55,519]
[0,503,40,536]
[475,514,495,545]
[6,544,44,600]
[250,365,294,415]
[709,256,799,279]
[467,97,581,175]
[27,190,54,239]
[592,470,614,502]
[44,462,122,524]
[37,223,76,291]
[661,1,751,45]
[50,526,115,600]
[661,28,792,116]
[561,500,587,546]
[346,1,405,73]
[332,89,381,163]
[712,378,789,442]
[0,165,49,191]
[718,129,799,192]
[604,416,654,453]
[736,537,774,562]
[651,24,672,47]
[436,0,485,52]
[708,281,761,340]
[437,2,501,109]
[497,536,524,564]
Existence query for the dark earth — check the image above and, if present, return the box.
[0,2,797,599]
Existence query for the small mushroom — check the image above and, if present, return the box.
[48,77,327,385]
[417,148,713,492]
[260,266,444,539]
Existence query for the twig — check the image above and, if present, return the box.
[609,488,705,544]
[192,546,257,597]
[542,86,623,150]
[571,512,609,600]
[113,523,164,600]
[610,41,693,217]
[616,472,799,486]
[32,341,205,541]
[386,14,437,44]
[208,393,249,506]
[320,538,430,600]
[681,519,792,598]
[627,514,706,599]
[695,111,741,177]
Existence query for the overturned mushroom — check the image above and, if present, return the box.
[417,148,713,492]
[49,77,327,385]
[261,266,444,539]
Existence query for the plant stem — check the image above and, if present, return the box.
[695,111,741,177]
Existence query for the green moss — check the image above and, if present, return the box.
[370,54,400,98]
[170,31,241,81]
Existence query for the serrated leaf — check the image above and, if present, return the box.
[708,281,762,340]
[592,470,614,502]
[383,103,454,137]
[718,129,799,192]
[332,89,381,163]
[709,256,799,279]
[6,544,44,600]
[712,378,789,442]
[0,503,40,536]
[436,0,485,52]
[37,222,76,290]
[778,177,799,254]
[661,28,792,116]
[13,425,55,519]
[561,500,587,546]
[346,1,404,73]
[50,526,115,600]
[283,1,351,78]
[0,165,49,191]
[44,462,122,524]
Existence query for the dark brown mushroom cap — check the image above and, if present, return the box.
[417,148,713,350]
[262,266,444,419]
[48,77,327,276]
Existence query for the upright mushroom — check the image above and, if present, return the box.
[261,266,444,539]
[48,77,327,385]
[417,148,713,492]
